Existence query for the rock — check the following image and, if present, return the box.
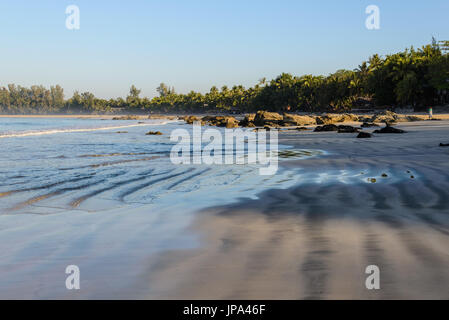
[368,111,397,123]
[225,119,239,128]
[361,122,379,128]
[368,178,377,183]
[381,173,388,177]
[282,113,316,126]
[112,115,140,120]
[146,131,163,135]
[183,115,201,124]
[337,125,360,133]
[201,116,239,128]
[296,127,310,131]
[440,143,449,147]
[314,124,338,132]
[253,111,283,126]
[373,124,406,134]
[315,113,359,125]
[357,132,372,138]
[369,111,420,124]
[239,114,256,127]
[116,131,128,134]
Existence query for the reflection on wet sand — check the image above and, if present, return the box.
[143,177,449,299]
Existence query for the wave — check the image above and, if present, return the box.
[0,122,168,138]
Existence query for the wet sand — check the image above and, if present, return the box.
[141,120,449,299]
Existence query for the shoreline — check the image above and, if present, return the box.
[3,112,449,122]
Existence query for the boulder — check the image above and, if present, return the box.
[253,111,283,126]
[361,122,379,128]
[183,115,201,124]
[373,124,406,134]
[440,143,449,147]
[201,116,239,128]
[146,131,163,135]
[315,113,359,125]
[369,111,420,124]
[314,124,338,132]
[282,113,316,126]
[357,132,372,138]
[239,114,256,127]
[337,125,360,133]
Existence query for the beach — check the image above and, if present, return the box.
[0,116,449,299]
[141,120,449,299]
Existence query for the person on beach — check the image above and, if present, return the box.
[429,107,433,119]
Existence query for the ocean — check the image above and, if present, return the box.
[0,117,300,298]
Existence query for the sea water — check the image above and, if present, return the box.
[0,117,305,298]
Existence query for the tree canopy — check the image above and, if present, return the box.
[1,42,448,114]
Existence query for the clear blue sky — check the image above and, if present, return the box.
[0,0,448,98]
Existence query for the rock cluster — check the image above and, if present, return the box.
[373,124,406,134]
[146,131,163,135]
[112,115,141,120]
[314,124,360,133]
[364,111,420,124]
[179,110,423,132]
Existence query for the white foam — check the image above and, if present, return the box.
[0,122,168,139]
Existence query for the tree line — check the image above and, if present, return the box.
[1,41,448,115]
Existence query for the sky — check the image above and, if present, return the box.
[0,0,448,99]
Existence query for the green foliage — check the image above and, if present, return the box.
[1,42,448,114]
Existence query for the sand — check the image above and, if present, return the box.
[140,120,449,299]
[1,116,449,299]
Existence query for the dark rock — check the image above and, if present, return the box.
[373,124,406,134]
[296,127,310,131]
[146,131,163,135]
[253,111,283,126]
[357,132,372,138]
[201,116,239,128]
[440,143,449,147]
[361,122,379,128]
[314,124,338,132]
[239,114,256,127]
[337,125,360,133]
